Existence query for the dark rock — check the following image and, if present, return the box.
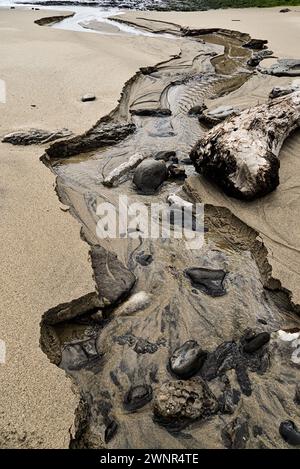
[169,340,207,379]
[235,363,252,396]
[243,38,268,50]
[201,341,238,381]
[133,159,167,194]
[243,332,270,353]
[185,267,227,297]
[90,245,136,308]
[269,84,300,99]
[222,417,250,449]
[257,318,268,325]
[181,157,193,165]
[2,128,72,145]
[153,378,218,425]
[104,420,118,443]
[81,94,96,102]
[279,421,300,446]
[136,253,153,266]
[130,108,171,117]
[167,164,187,180]
[61,338,100,372]
[46,122,135,159]
[247,49,273,67]
[154,150,178,162]
[123,384,153,412]
[188,104,206,116]
[219,388,241,414]
[253,425,263,437]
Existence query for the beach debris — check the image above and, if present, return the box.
[81,93,96,102]
[190,89,300,200]
[259,59,300,76]
[153,378,218,426]
[102,152,147,187]
[279,421,300,446]
[133,159,167,194]
[243,332,270,353]
[169,340,207,379]
[185,267,227,297]
[2,128,72,145]
[199,105,240,126]
[90,245,136,308]
[123,384,153,412]
[130,108,171,117]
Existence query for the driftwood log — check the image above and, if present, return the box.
[190,88,300,200]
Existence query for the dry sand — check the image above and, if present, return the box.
[0,8,177,448]
[124,6,300,58]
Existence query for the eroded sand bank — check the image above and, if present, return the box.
[0,8,178,448]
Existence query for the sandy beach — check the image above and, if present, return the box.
[0,4,300,449]
[0,7,177,448]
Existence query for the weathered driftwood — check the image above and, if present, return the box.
[102,152,147,187]
[190,89,300,200]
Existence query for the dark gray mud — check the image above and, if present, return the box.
[39,18,300,448]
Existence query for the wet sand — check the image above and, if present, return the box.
[0,8,177,448]
[115,8,300,305]
[0,5,300,449]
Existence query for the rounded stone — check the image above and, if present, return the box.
[123,384,153,412]
[133,160,167,194]
[243,332,270,353]
[169,340,207,379]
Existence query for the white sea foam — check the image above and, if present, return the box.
[0,1,170,37]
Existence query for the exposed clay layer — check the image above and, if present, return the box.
[37,18,300,449]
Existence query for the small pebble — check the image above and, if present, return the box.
[81,94,96,102]
[243,332,270,353]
